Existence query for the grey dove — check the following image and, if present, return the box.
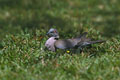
[45,28,105,52]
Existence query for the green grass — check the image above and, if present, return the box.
[0,0,120,80]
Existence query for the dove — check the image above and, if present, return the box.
[45,28,105,52]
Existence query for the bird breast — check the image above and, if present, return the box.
[45,37,57,51]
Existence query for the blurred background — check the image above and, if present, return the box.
[0,0,120,41]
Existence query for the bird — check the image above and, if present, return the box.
[45,28,105,52]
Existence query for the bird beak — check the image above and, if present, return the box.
[46,32,49,35]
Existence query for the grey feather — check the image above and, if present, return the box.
[45,28,105,51]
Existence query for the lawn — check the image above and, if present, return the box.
[0,0,120,80]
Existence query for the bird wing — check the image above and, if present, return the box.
[54,32,89,49]
[54,39,75,49]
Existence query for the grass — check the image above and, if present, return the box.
[0,0,120,80]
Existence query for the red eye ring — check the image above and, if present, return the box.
[54,30,56,33]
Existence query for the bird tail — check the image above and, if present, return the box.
[87,40,105,44]
[80,40,105,46]
[75,32,105,47]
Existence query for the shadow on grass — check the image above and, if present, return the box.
[93,10,120,38]
[0,13,71,40]
[0,0,21,8]
[0,0,70,31]
[102,19,120,38]
[16,14,67,30]
[94,18,120,38]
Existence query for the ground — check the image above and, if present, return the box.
[0,0,120,80]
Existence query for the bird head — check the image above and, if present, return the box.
[47,28,59,38]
